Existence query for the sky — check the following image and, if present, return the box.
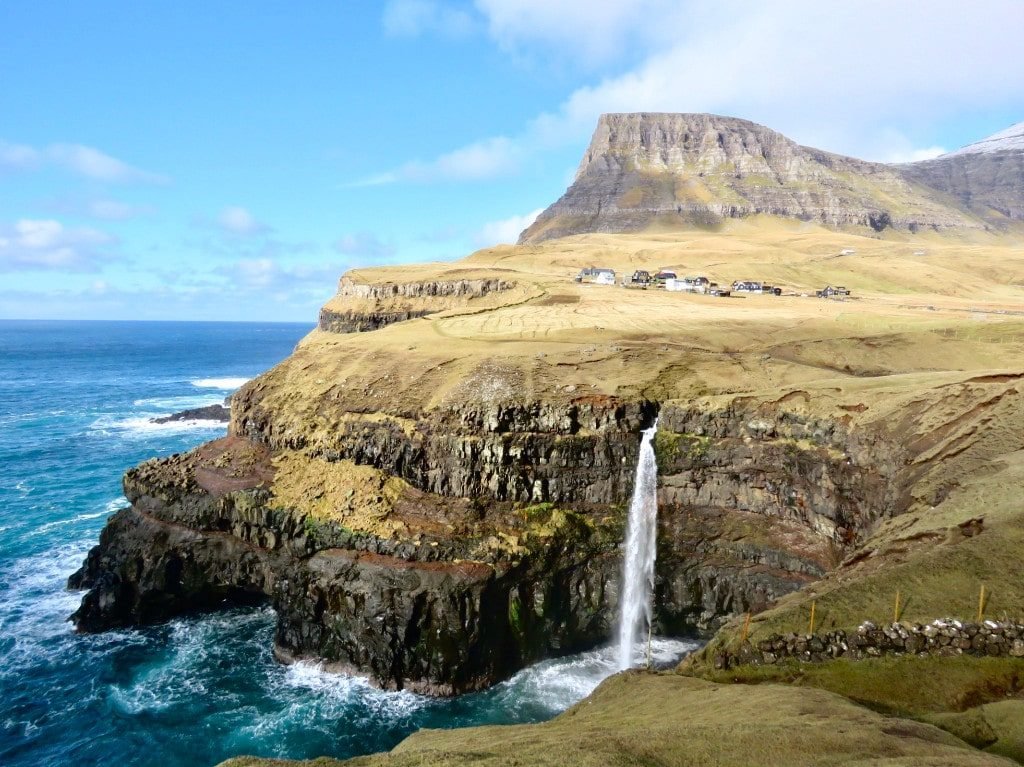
[2,1,1023,321]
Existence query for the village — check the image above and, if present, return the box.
[573,265,852,299]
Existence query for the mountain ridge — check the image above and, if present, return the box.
[942,120,1024,157]
[519,113,1022,243]
[900,120,1024,224]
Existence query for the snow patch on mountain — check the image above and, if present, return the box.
[944,121,1024,157]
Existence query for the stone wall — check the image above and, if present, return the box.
[714,619,1024,670]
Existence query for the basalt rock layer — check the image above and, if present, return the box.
[318,276,518,334]
[900,150,1024,225]
[70,386,892,693]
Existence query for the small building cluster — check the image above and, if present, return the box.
[574,266,616,285]
[666,275,715,294]
[732,280,783,296]
[572,266,853,301]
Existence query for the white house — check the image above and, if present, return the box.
[575,267,616,285]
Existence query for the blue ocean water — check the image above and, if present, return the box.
[0,320,695,767]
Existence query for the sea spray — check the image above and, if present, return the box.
[617,420,659,670]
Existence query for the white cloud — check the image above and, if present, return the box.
[413,136,520,180]
[0,218,116,272]
[46,144,168,184]
[217,206,270,235]
[232,258,281,289]
[0,139,167,183]
[353,136,522,185]
[474,0,679,65]
[220,258,341,302]
[384,0,475,38]
[0,140,40,171]
[44,196,155,221]
[391,0,1024,181]
[87,199,154,220]
[475,208,543,246]
[881,146,947,164]
[346,172,399,188]
[334,232,396,258]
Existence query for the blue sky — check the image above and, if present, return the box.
[2,1,1022,321]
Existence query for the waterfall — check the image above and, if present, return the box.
[616,420,659,670]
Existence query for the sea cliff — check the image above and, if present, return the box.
[68,114,1024,763]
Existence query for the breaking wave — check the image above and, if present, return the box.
[132,394,226,410]
[481,637,698,718]
[191,377,250,390]
[88,414,227,438]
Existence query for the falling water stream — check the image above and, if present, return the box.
[616,420,660,670]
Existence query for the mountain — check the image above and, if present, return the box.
[899,121,1024,224]
[519,113,995,243]
[943,121,1024,157]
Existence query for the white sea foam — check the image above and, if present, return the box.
[108,610,268,715]
[490,637,698,715]
[226,656,428,747]
[191,377,250,390]
[89,414,227,438]
[132,394,225,409]
[283,660,427,714]
[0,542,92,675]
[104,496,129,513]
[27,497,127,536]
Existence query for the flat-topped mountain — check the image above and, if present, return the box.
[519,113,1016,243]
[900,121,1024,224]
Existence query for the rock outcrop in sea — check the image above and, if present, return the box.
[152,403,230,424]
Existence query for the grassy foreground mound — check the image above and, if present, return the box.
[925,701,1024,762]
[221,672,1015,767]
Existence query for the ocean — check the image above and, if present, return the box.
[0,320,695,767]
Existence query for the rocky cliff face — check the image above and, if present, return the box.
[69,386,901,694]
[318,276,516,334]
[900,122,1024,225]
[519,113,987,243]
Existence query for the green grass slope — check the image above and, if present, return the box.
[221,673,1016,767]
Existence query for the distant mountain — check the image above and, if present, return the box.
[518,113,1017,244]
[943,121,1024,157]
[899,122,1024,224]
